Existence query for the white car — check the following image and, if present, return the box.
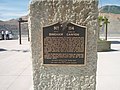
[9,33,13,39]
[0,33,2,40]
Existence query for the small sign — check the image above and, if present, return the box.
[43,22,86,65]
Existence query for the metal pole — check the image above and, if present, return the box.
[18,18,28,44]
[18,18,22,45]
[28,29,30,41]
[105,19,108,41]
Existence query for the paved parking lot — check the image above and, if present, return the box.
[0,38,33,90]
[0,37,120,90]
[97,37,120,90]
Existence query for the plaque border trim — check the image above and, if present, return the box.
[42,22,87,66]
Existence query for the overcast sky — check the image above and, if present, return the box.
[0,0,120,21]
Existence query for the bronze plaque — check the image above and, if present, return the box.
[43,22,86,65]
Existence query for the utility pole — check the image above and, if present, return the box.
[18,18,22,45]
[104,17,109,41]
[105,18,108,40]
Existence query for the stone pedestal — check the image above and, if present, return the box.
[97,40,111,52]
[29,0,98,90]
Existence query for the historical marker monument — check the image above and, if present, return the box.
[29,0,98,90]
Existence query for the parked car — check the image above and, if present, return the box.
[9,33,13,39]
[0,33,2,40]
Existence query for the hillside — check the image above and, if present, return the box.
[99,15,120,37]
[99,5,120,37]
[0,16,28,38]
[100,5,120,14]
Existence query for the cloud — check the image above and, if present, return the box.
[0,11,28,21]
[0,1,28,21]
[0,12,28,21]
[2,12,28,17]
[100,0,120,7]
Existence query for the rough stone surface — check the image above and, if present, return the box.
[29,0,98,90]
[97,41,111,51]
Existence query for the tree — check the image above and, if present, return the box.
[98,16,104,39]
[104,17,110,40]
[98,16,110,40]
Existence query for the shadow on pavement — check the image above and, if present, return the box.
[0,48,30,53]
[98,49,119,52]
[11,49,30,53]
[0,48,7,52]
[111,41,120,44]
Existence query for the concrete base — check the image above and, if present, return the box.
[97,40,111,52]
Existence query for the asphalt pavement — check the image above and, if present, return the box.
[97,37,120,90]
[0,37,120,90]
[0,38,33,90]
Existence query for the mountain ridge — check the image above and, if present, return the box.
[100,5,120,14]
[0,16,28,38]
[99,5,120,36]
